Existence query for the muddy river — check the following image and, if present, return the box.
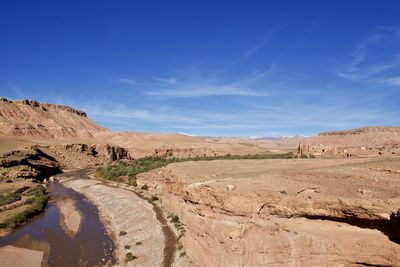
[0,172,116,266]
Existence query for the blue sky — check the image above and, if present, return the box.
[1,1,400,137]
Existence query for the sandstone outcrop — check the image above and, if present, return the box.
[299,126,400,158]
[0,98,108,140]
[0,148,61,182]
[39,143,130,169]
[136,157,400,266]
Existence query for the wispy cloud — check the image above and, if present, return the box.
[151,76,177,85]
[229,41,268,67]
[146,85,269,97]
[82,103,199,124]
[143,62,275,98]
[336,27,400,83]
[381,76,400,86]
[116,78,136,85]
[217,40,270,74]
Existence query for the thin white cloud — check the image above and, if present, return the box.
[146,85,269,97]
[337,28,400,82]
[144,63,275,98]
[82,103,200,124]
[230,42,267,66]
[116,78,136,85]
[381,76,400,86]
[151,76,177,85]
[217,40,270,74]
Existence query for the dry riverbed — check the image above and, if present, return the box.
[62,177,166,266]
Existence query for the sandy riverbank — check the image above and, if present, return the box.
[0,245,43,267]
[57,199,81,237]
[63,178,165,267]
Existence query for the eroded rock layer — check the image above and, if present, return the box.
[136,157,400,267]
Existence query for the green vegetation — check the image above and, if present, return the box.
[167,212,186,241]
[0,185,48,229]
[0,191,21,206]
[135,241,142,245]
[168,214,180,224]
[95,157,171,182]
[141,184,149,190]
[95,153,296,184]
[179,251,186,257]
[124,245,131,250]
[119,230,127,236]
[125,252,137,262]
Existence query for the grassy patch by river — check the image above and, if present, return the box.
[0,185,48,229]
[94,152,296,184]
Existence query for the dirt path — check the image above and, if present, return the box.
[59,169,176,267]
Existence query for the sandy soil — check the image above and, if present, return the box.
[0,245,43,267]
[62,178,165,267]
[57,198,81,237]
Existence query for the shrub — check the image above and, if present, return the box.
[170,215,180,224]
[177,232,185,240]
[135,241,142,245]
[179,251,186,257]
[151,195,159,201]
[125,252,137,262]
[119,230,127,236]
[141,184,149,190]
[124,245,131,250]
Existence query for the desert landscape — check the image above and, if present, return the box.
[0,97,399,267]
[1,1,400,266]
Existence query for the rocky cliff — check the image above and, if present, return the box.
[299,126,400,157]
[0,148,61,182]
[0,98,108,140]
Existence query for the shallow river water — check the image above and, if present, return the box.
[0,172,116,266]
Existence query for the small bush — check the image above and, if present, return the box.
[170,215,180,224]
[179,251,186,257]
[135,241,142,245]
[177,232,185,240]
[151,195,159,201]
[177,244,183,250]
[125,252,137,262]
[119,230,127,236]
[141,184,149,190]
[124,245,131,249]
